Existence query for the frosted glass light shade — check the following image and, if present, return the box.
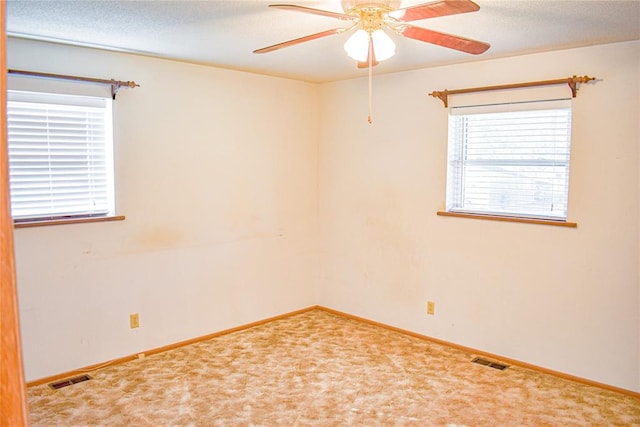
[344,29,396,63]
[344,29,370,62]
[371,29,395,61]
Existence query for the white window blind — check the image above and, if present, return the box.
[446,98,572,220]
[7,90,115,221]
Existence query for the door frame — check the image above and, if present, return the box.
[0,2,30,423]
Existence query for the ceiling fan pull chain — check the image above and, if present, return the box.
[368,36,373,124]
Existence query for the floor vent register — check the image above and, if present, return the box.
[48,374,92,390]
[472,357,509,371]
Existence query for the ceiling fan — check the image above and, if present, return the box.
[254,0,490,68]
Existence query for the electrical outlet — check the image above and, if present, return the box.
[130,313,139,329]
[427,301,435,315]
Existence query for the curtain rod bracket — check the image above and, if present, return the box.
[566,75,594,97]
[111,80,140,100]
[430,90,450,108]
[429,75,596,108]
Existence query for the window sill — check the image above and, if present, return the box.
[437,211,577,228]
[14,215,126,229]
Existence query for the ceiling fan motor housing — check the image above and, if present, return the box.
[341,0,402,14]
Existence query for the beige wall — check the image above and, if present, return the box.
[8,38,320,381]
[318,40,640,392]
[8,37,640,393]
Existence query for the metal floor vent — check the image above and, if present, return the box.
[48,374,92,390]
[472,357,509,371]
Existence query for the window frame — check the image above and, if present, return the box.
[7,90,122,227]
[442,97,576,227]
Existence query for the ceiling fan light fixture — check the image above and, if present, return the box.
[371,29,395,61]
[344,28,395,62]
[344,29,370,62]
[344,29,369,62]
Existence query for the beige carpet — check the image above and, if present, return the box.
[28,309,640,426]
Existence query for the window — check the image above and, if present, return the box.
[446,98,572,221]
[7,90,115,222]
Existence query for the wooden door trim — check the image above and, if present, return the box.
[0,3,30,424]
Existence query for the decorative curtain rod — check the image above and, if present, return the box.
[429,75,595,108]
[7,69,139,100]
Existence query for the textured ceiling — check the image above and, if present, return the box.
[6,0,640,83]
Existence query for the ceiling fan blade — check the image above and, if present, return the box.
[400,25,489,54]
[253,28,344,54]
[269,4,356,21]
[390,0,480,22]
